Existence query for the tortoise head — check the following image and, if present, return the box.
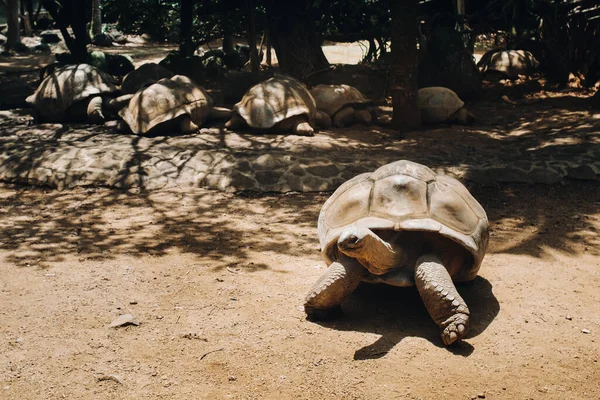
[337,227,407,275]
[454,107,475,125]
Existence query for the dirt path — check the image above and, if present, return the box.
[0,181,598,400]
[0,40,599,400]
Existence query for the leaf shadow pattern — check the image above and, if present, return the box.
[0,82,598,270]
[310,276,499,359]
[0,186,323,270]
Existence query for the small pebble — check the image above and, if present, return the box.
[566,315,573,320]
[96,374,124,384]
[129,300,138,305]
[478,393,486,399]
[228,376,237,382]
[109,314,139,328]
[582,328,591,334]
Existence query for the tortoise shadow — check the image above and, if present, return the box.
[311,276,499,360]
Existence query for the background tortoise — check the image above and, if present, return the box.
[417,87,475,125]
[477,49,540,79]
[225,75,330,136]
[120,62,175,95]
[27,63,129,124]
[118,75,231,135]
[309,84,377,128]
[304,160,489,345]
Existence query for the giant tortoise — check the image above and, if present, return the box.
[477,49,540,79]
[309,84,376,128]
[304,160,489,345]
[118,75,231,135]
[418,87,475,125]
[26,63,129,123]
[225,75,329,136]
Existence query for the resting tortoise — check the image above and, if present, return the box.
[477,49,539,79]
[120,62,174,94]
[27,63,130,124]
[304,160,489,345]
[418,87,475,125]
[309,84,376,128]
[225,75,330,136]
[118,75,231,135]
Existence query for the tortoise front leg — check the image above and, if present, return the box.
[414,254,470,345]
[304,255,366,321]
[180,115,200,133]
[87,96,106,124]
[224,113,248,130]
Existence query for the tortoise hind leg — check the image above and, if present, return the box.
[414,254,470,345]
[354,109,372,126]
[333,106,355,128]
[304,255,366,321]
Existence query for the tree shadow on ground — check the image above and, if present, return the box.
[310,276,499,358]
[0,79,598,268]
[0,184,323,269]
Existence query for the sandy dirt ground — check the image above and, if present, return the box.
[0,40,599,400]
[0,180,598,400]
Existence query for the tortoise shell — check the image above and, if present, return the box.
[477,50,539,78]
[318,160,489,282]
[120,63,175,94]
[233,75,316,128]
[417,87,465,123]
[118,75,213,134]
[26,63,119,121]
[309,84,374,117]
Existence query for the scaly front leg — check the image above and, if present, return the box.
[304,255,366,321]
[414,254,470,345]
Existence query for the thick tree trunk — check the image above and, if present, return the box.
[390,0,421,129]
[91,0,102,37]
[69,0,89,61]
[266,0,329,79]
[41,0,88,62]
[6,0,21,50]
[179,0,194,56]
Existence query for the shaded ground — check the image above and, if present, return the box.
[0,42,599,399]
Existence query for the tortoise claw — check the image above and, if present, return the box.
[441,313,469,345]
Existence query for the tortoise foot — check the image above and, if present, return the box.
[440,313,469,345]
[294,121,315,136]
[305,305,343,321]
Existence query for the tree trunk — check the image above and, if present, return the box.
[266,31,272,66]
[390,0,421,129]
[6,0,21,50]
[69,0,89,61]
[266,0,329,79]
[179,0,194,56]
[246,0,260,72]
[91,0,102,37]
[41,0,88,62]
[19,0,32,36]
[24,0,34,25]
